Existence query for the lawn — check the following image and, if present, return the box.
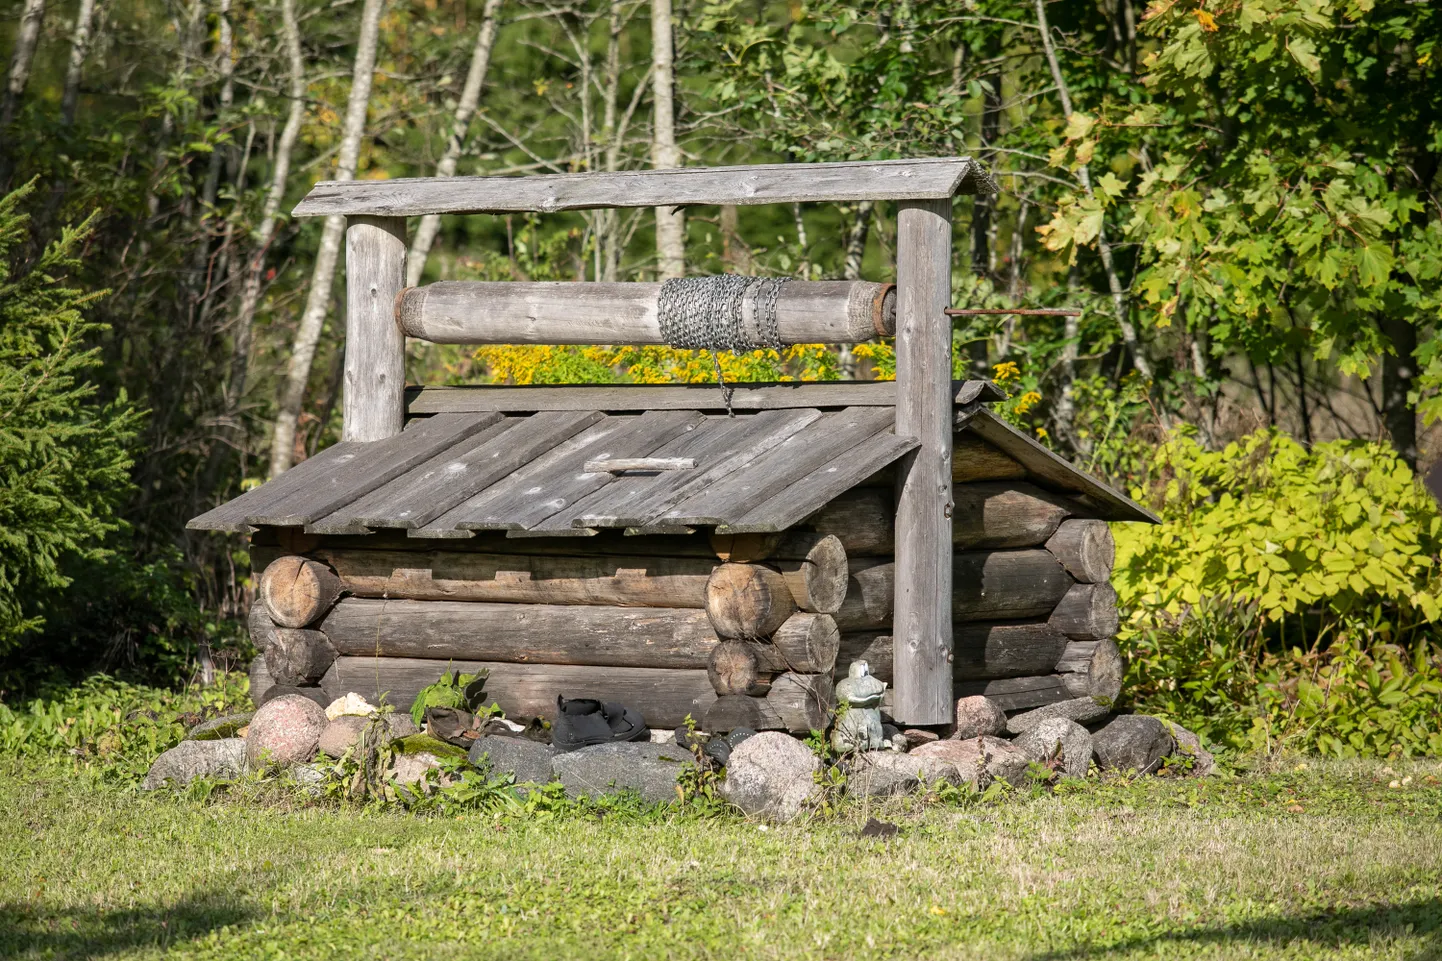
[3,757,1441,961]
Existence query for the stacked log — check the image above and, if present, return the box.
[247,531,847,730]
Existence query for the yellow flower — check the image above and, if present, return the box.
[992,361,1020,385]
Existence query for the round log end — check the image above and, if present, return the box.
[708,640,764,696]
[260,555,344,628]
[705,563,797,639]
[778,534,849,613]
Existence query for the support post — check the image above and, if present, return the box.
[344,216,408,442]
[892,198,955,724]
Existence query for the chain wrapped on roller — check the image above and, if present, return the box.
[657,275,792,352]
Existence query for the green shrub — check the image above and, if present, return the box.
[1115,429,1442,758]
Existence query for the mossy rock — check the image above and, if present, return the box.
[392,733,467,760]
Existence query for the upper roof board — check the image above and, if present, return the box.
[188,381,1157,538]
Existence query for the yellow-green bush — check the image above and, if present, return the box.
[1115,430,1442,758]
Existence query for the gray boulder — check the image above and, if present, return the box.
[911,735,1031,786]
[951,696,1006,740]
[718,731,820,822]
[469,735,558,785]
[552,742,693,805]
[1093,715,1174,774]
[1006,696,1111,735]
[1013,717,1094,778]
[316,715,369,758]
[258,685,329,709]
[186,712,253,741]
[846,751,962,797]
[246,693,328,770]
[1162,721,1216,777]
[142,738,247,790]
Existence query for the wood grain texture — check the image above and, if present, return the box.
[264,628,338,685]
[952,432,1027,482]
[953,482,1075,549]
[320,656,715,726]
[248,602,278,652]
[293,157,996,217]
[952,674,1070,712]
[891,196,955,725]
[704,563,797,639]
[187,411,501,531]
[1059,637,1123,701]
[1048,582,1120,641]
[773,533,848,614]
[838,620,1071,683]
[258,555,344,627]
[765,672,835,733]
[708,641,766,695]
[318,597,720,668]
[344,217,408,443]
[398,280,895,346]
[834,550,1074,632]
[315,547,717,607]
[403,379,1006,414]
[702,694,784,732]
[1045,519,1115,583]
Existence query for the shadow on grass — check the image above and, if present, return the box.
[1030,896,1442,960]
[0,889,255,959]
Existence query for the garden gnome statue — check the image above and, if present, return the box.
[831,660,888,753]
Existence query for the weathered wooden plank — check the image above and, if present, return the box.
[344,217,407,443]
[434,410,704,534]
[838,620,1071,682]
[659,407,895,528]
[964,409,1160,524]
[319,597,719,667]
[320,656,714,726]
[186,412,501,532]
[892,196,956,725]
[403,379,1004,415]
[585,457,696,473]
[311,411,608,533]
[399,280,895,346]
[569,409,822,529]
[953,675,1071,712]
[833,550,1075,632]
[293,157,996,218]
[314,546,717,607]
[952,432,1027,482]
[715,431,920,534]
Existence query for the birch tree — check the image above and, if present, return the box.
[60,0,101,126]
[650,0,683,279]
[405,0,504,286]
[269,0,387,476]
[1,0,45,131]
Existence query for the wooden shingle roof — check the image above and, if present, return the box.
[188,381,1156,538]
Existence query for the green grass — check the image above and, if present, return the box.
[3,757,1441,960]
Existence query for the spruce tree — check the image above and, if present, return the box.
[0,183,140,656]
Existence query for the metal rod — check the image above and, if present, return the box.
[944,308,1082,316]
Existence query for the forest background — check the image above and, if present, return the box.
[2,0,1440,758]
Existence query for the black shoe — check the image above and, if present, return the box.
[551,696,614,752]
[602,701,648,743]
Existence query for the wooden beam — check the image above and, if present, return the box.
[891,196,955,725]
[397,280,894,346]
[344,216,407,442]
[293,157,997,218]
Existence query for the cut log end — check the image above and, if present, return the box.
[1045,519,1115,583]
[1048,582,1119,641]
[708,641,767,696]
[774,533,848,614]
[259,555,344,628]
[705,562,798,639]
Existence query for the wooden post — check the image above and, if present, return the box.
[892,197,955,724]
[344,216,407,442]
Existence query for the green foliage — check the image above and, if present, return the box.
[0,672,251,782]
[408,670,493,727]
[0,183,141,657]
[1116,430,1442,757]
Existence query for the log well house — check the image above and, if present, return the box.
[190,158,1158,732]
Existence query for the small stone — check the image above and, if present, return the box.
[901,729,940,748]
[911,735,1030,786]
[316,715,369,758]
[1013,718,1094,778]
[1006,697,1111,735]
[468,735,557,785]
[951,696,1006,740]
[290,762,327,795]
[258,685,329,710]
[1093,715,1174,774]
[1162,721,1216,777]
[846,751,962,797]
[718,731,820,822]
[551,742,693,805]
[186,712,253,741]
[389,752,443,786]
[142,738,247,790]
[324,693,377,721]
[649,728,677,744]
[245,694,328,770]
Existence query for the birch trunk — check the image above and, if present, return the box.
[60,0,100,126]
[406,0,503,286]
[650,0,684,279]
[1,0,45,131]
[269,0,387,477]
